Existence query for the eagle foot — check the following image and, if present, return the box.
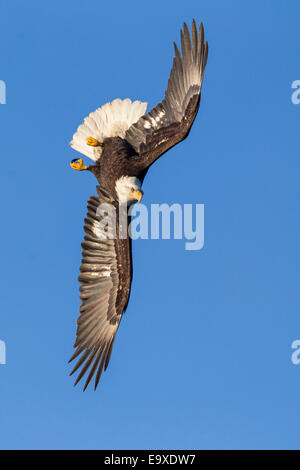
[86,137,101,147]
[70,158,88,171]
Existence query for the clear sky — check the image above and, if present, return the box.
[0,0,299,450]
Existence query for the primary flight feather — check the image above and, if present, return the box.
[69,20,208,390]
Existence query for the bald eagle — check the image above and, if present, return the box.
[69,20,208,390]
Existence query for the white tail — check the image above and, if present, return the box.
[70,98,148,161]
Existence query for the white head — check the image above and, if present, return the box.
[115,176,143,204]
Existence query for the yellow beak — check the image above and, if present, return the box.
[131,189,143,202]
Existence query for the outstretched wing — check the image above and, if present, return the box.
[125,20,208,169]
[69,188,132,390]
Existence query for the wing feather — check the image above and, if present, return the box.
[69,188,132,390]
[125,20,208,168]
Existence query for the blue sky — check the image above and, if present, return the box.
[0,0,299,450]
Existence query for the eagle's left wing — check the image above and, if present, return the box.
[125,20,208,170]
[69,187,132,390]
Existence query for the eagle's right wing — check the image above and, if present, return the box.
[125,20,208,170]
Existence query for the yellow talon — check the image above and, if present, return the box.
[70,158,88,171]
[86,136,100,147]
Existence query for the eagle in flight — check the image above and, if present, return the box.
[69,20,208,390]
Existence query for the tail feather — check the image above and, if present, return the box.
[70,98,148,162]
